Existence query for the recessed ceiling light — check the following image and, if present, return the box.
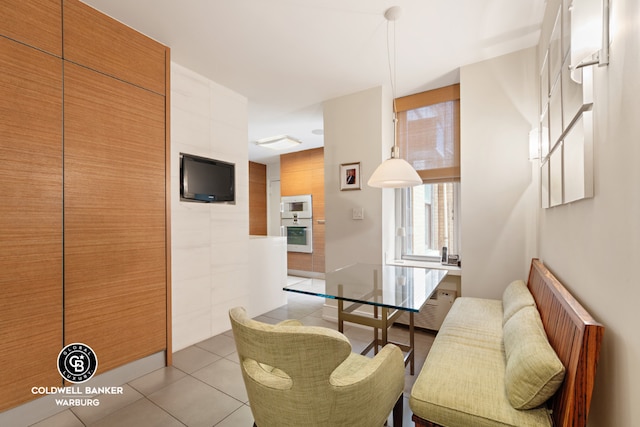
[311,129,324,136]
[255,135,302,150]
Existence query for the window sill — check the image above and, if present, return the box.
[387,259,462,276]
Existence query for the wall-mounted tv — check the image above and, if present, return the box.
[180,153,235,203]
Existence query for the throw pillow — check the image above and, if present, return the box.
[503,306,565,409]
[502,280,536,325]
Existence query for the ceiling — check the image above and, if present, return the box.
[82,0,546,164]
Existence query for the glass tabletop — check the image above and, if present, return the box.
[283,263,448,312]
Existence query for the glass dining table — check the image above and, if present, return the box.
[283,263,447,374]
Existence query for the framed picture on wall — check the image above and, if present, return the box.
[340,162,361,191]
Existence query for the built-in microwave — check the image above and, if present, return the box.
[281,194,312,219]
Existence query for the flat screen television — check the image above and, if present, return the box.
[180,153,235,203]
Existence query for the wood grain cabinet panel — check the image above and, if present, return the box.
[0,37,63,411]
[280,151,313,197]
[281,148,325,274]
[63,63,166,373]
[63,0,166,94]
[0,0,62,56]
[249,161,267,235]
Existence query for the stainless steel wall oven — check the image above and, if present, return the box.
[281,195,313,253]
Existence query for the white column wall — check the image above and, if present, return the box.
[323,86,391,271]
[460,47,539,299]
[170,62,251,351]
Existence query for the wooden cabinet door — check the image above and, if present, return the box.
[0,0,62,56]
[0,37,63,411]
[63,62,167,374]
[63,0,166,94]
[249,162,268,235]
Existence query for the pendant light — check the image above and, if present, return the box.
[368,6,422,188]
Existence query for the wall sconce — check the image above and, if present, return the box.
[529,128,540,160]
[529,127,549,161]
[570,0,610,83]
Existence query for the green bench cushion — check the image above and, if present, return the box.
[409,298,553,427]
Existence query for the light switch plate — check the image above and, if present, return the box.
[352,207,364,220]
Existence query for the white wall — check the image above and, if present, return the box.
[170,63,251,351]
[460,47,539,298]
[536,0,640,425]
[323,86,391,270]
[247,236,288,315]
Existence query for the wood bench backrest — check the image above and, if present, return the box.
[527,259,604,427]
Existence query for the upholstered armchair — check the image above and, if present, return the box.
[229,307,405,427]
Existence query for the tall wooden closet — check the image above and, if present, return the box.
[0,0,170,411]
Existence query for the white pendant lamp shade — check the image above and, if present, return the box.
[368,152,422,188]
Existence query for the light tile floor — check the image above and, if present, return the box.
[29,277,436,427]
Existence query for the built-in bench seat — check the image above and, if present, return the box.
[410,259,604,427]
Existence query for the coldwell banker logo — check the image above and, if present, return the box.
[30,343,124,407]
[57,343,98,383]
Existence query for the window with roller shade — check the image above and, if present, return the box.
[395,84,461,261]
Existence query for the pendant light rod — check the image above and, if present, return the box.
[386,7,407,162]
[387,6,400,155]
[385,6,401,101]
[368,6,422,188]
[391,115,400,159]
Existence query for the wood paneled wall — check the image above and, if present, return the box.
[63,0,166,94]
[0,0,62,56]
[249,161,268,236]
[0,0,169,411]
[62,0,169,374]
[63,62,167,373]
[280,148,325,273]
[0,35,63,411]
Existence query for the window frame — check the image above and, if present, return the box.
[397,182,461,262]
[394,84,461,263]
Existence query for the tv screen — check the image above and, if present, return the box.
[180,153,235,203]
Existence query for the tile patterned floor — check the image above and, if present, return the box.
[29,277,436,427]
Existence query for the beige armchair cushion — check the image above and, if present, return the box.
[229,307,404,427]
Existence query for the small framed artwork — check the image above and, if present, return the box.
[340,162,361,191]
